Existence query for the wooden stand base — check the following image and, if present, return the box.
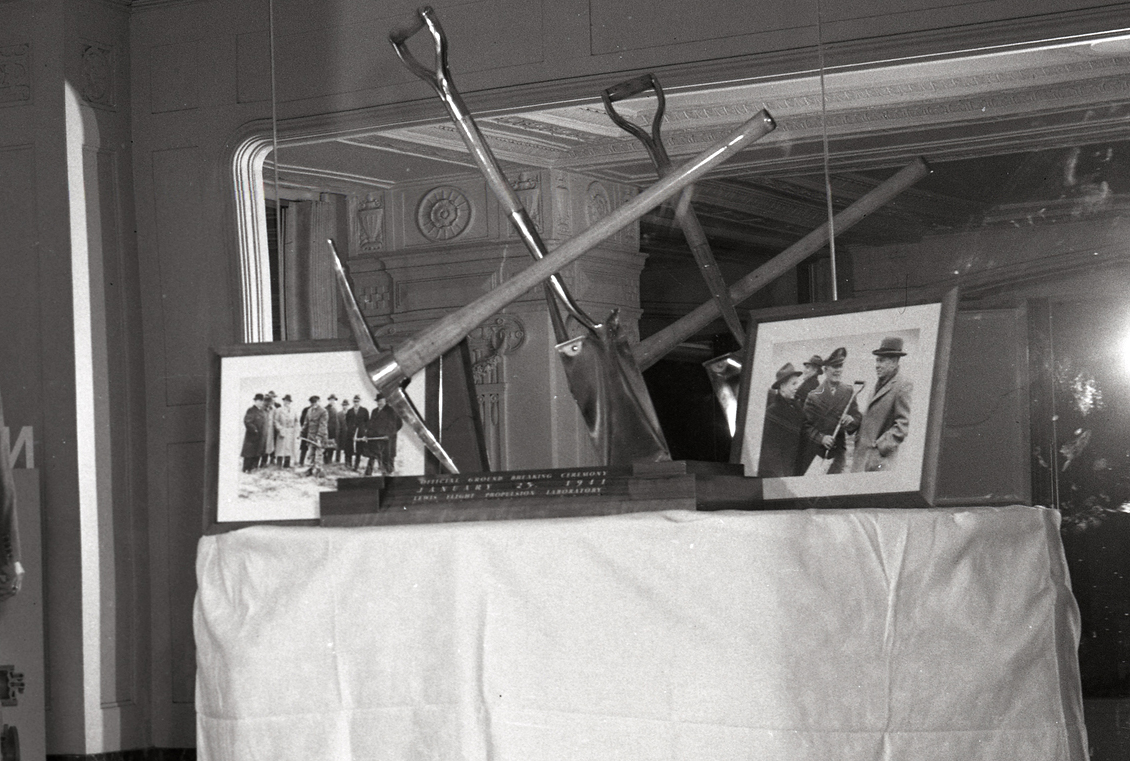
[320,461,762,526]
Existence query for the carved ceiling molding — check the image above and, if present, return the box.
[272,36,1130,211]
[487,116,601,142]
[308,75,1130,193]
[264,161,395,194]
[338,136,476,168]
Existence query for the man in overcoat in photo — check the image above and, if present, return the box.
[324,395,341,464]
[362,395,402,476]
[796,354,823,406]
[759,363,805,477]
[350,394,369,470]
[799,347,861,475]
[259,391,278,468]
[304,396,329,474]
[273,394,299,468]
[241,394,269,473]
[298,398,313,466]
[852,337,913,473]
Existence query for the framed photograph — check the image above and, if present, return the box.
[204,340,428,528]
[734,289,958,507]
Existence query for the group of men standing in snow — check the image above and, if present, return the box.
[241,391,402,477]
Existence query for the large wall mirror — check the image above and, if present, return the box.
[234,30,1130,698]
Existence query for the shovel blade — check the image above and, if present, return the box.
[703,352,743,438]
[805,452,836,476]
[557,311,671,467]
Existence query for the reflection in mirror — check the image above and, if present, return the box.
[241,32,1130,697]
[1036,298,1130,698]
[703,352,742,437]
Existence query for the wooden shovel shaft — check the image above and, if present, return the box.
[633,157,930,370]
[389,111,776,380]
[671,186,746,344]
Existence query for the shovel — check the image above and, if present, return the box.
[345,11,773,467]
[390,7,707,466]
[805,379,866,476]
[354,107,774,457]
[602,73,745,347]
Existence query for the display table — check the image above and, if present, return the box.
[195,506,1087,760]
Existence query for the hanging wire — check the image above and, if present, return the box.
[816,0,838,301]
[269,0,283,339]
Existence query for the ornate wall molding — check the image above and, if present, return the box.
[467,314,526,386]
[0,44,31,106]
[416,185,473,242]
[80,41,116,109]
[477,387,503,472]
[584,181,611,227]
[508,170,541,234]
[468,314,526,470]
[352,261,393,322]
[352,192,385,253]
[550,169,572,239]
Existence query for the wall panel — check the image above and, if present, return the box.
[150,146,208,407]
[590,0,815,55]
[149,40,200,114]
[236,0,545,105]
[0,145,43,418]
[166,440,205,706]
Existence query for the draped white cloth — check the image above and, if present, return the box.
[196,506,1086,760]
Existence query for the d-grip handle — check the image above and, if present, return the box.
[388,6,447,91]
[601,73,669,169]
[603,73,659,104]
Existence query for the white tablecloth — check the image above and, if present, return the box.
[195,506,1086,760]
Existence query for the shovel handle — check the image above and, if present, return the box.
[826,381,866,446]
[603,73,744,343]
[390,7,597,332]
[388,6,448,92]
[601,73,670,171]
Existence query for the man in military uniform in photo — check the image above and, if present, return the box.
[759,363,805,477]
[852,337,913,473]
[350,395,369,470]
[799,347,862,475]
[241,393,269,473]
[360,395,402,476]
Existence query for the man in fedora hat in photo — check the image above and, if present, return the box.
[800,347,861,475]
[852,336,912,473]
[796,354,823,406]
[759,363,806,477]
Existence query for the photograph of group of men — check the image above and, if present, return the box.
[241,390,403,476]
[758,332,915,478]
